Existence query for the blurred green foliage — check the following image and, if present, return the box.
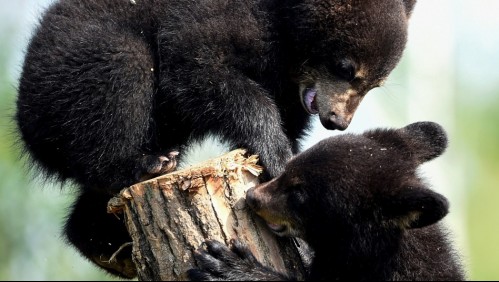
[459,97,499,280]
[0,19,115,281]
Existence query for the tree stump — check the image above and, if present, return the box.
[107,149,306,281]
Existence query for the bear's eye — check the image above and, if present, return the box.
[334,59,356,82]
[289,183,308,205]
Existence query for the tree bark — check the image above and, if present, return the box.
[108,149,306,281]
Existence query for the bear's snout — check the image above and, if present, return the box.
[246,178,278,212]
[323,112,349,131]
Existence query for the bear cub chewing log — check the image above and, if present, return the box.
[16,0,416,277]
[189,122,466,281]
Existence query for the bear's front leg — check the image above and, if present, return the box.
[161,67,294,180]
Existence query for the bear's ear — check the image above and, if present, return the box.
[398,121,448,163]
[383,187,449,229]
[403,0,417,18]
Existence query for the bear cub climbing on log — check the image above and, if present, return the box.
[189,122,466,281]
[16,0,417,277]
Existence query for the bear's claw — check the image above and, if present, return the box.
[134,151,179,182]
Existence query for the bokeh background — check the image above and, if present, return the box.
[1,0,498,280]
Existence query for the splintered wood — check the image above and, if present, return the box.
[108,149,305,281]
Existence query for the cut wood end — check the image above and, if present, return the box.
[107,149,263,214]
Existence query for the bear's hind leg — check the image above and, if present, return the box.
[64,190,136,278]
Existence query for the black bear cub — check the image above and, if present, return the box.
[189,122,466,281]
[16,0,417,277]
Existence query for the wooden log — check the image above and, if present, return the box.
[107,149,306,281]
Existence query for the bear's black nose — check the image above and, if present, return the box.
[322,112,349,131]
[245,187,260,211]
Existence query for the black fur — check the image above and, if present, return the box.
[15,0,415,277]
[189,122,466,281]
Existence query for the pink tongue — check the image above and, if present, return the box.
[305,89,318,114]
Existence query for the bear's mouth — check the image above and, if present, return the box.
[300,87,319,115]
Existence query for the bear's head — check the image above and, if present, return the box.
[280,0,417,131]
[246,121,449,249]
